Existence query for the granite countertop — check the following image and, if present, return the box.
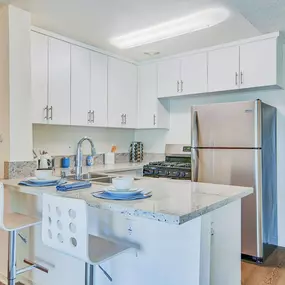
[2,178,253,225]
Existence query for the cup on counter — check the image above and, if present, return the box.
[112,177,134,190]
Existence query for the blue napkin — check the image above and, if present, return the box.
[92,191,152,200]
[56,181,92,192]
[19,179,63,187]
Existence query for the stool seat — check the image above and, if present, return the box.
[88,235,131,264]
[3,213,41,231]
[42,193,136,284]
[0,182,47,285]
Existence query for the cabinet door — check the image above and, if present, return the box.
[158,59,180,98]
[31,32,48,124]
[138,64,158,128]
[71,45,90,126]
[181,53,208,95]
[240,39,278,89]
[48,38,71,125]
[108,57,137,128]
[208,46,240,92]
[90,52,108,127]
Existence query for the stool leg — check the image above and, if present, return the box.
[7,230,17,285]
[85,263,94,285]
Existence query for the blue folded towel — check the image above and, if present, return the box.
[56,181,92,192]
[92,191,152,201]
[19,179,63,187]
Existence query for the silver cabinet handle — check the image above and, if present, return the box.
[44,105,48,120]
[121,114,124,124]
[240,71,244,85]
[181,80,183,92]
[87,111,91,123]
[48,106,53,120]
[177,80,180,93]
[235,72,238,86]
[124,114,127,125]
[153,114,156,126]
[91,111,95,123]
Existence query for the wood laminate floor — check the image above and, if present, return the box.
[242,248,285,285]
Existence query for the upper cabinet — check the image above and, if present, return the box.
[239,38,282,89]
[208,46,240,92]
[31,32,71,125]
[31,32,48,124]
[108,57,137,129]
[158,52,208,98]
[71,45,90,126]
[71,46,107,127]
[180,53,208,95]
[48,38,71,125]
[158,59,180,98]
[138,64,169,129]
[208,37,283,93]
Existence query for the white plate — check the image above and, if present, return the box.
[104,187,143,196]
[28,176,61,183]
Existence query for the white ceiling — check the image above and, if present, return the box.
[4,0,285,61]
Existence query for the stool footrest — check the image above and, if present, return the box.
[23,259,49,274]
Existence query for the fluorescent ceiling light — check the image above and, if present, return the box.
[110,7,230,49]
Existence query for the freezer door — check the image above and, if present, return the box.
[191,100,261,148]
[191,148,262,258]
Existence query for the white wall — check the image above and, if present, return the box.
[33,124,135,155]
[136,87,285,247]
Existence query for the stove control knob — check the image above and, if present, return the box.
[165,171,170,176]
[144,169,153,175]
[180,172,186,177]
[175,171,180,177]
[154,170,159,175]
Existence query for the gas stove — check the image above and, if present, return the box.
[143,144,191,180]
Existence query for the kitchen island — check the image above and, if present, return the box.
[2,178,253,285]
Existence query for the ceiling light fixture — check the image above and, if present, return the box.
[110,7,230,49]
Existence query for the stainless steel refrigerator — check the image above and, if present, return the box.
[191,99,277,262]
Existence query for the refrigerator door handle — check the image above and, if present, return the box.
[191,110,199,181]
[191,148,199,182]
[192,110,199,148]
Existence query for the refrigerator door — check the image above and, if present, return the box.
[191,148,262,258]
[191,100,261,148]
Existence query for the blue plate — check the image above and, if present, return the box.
[92,190,152,201]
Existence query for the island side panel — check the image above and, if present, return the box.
[210,199,241,285]
[88,208,203,285]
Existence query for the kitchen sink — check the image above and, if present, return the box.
[67,172,141,184]
[67,172,108,181]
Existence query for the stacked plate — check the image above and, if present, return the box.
[19,177,62,187]
[92,186,152,200]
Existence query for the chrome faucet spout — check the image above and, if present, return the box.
[75,137,96,180]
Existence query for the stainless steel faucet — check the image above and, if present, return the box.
[75,137,96,180]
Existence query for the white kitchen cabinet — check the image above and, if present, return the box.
[108,57,137,129]
[180,53,208,95]
[158,59,180,98]
[71,46,108,127]
[31,32,71,125]
[90,51,108,127]
[71,45,90,126]
[239,38,282,89]
[48,38,71,125]
[158,53,207,98]
[208,46,240,93]
[138,64,169,129]
[31,32,49,124]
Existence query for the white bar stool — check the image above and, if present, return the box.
[0,183,48,285]
[42,193,134,285]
